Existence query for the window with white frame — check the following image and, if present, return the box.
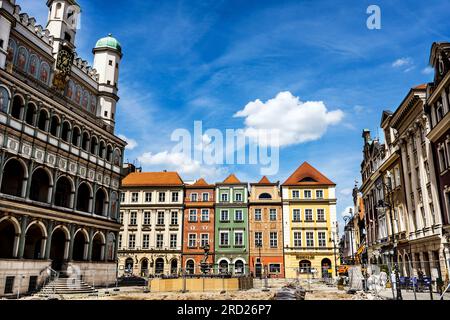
[269,264,281,273]
[157,211,165,225]
[201,209,209,221]
[156,234,163,248]
[220,231,229,246]
[317,209,325,221]
[293,209,301,222]
[189,209,197,222]
[220,210,229,221]
[202,193,209,201]
[235,210,243,221]
[158,192,166,202]
[269,209,277,221]
[234,231,243,246]
[270,232,278,248]
[306,232,314,247]
[172,192,179,202]
[131,192,139,202]
[318,232,326,247]
[292,190,300,199]
[170,234,177,248]
[221,193,228,202]
[130,211,137,225]
[119,212,124,224]
[190,193,198,202]
[254,232,262,246]
[118,234,122,248]
[254,209,262,221]
[128,234,135,249]
[235,193,242,202]
[143,211,151,225]
[145,192,152,202]
[171,211,178,225]
[305,209,313,221]
[316,190,324,199]
[304,190,312,199]
[188,234,197,248]
[293,232,301,247]
[120,192,125,203]
[201,233,209,247]
[142,234,150,249]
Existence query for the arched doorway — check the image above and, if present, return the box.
[76,183,91,212]
[299,260,311,274]
[94,189,107,216]
[50,228,67,271]
[186,260,195,274]
[219,260,229,274]
[0,219,18,258]
[91,233,104,261]
[155,258,164,275]
[23,223,46,259]
[321,258,332,278]
[1,159,25,197]
[141,259,149,277]
[72,231,87,261]
[54,176,73,208]
[11,95,23,119]
[234,260,245,275]
[29,168,51,203]
[125,257,134,274]
[170,259,178,275]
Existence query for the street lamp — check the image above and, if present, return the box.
[256,242,262,279]
[330,236,338,277]
[376,172,403,300]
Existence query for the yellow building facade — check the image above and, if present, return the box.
[282,162,338,279]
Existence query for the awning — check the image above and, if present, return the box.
[356,245,366,256]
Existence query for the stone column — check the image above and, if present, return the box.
[68,224,75,261]
[17,215,28,258]
[87,228,94,261]
[44,221,54,260]
[25,160,34,199]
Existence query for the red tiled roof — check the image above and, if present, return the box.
[222,174,241,184]
[413,84,427,90]
[122,171,183,187]
[282,162,335,186]
[251,176,278,185]
[186,178,214,188]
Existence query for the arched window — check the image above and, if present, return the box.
[91,233,104,262]
[25,103,36,125]
[299,260,312,274]
[90,136,98,155]
[125,257,134,274]
[141,259,149,277]
[72,230,88,261]
[106,145,113,162]
[258,193,272,200]
[186,260,195,274]
[1,159,25,197]
[72,127,81,146]
[49,115,60,137]
[155,258,164,275]
[29,168,51,203]
[94,188,107,216]
[61,121,71,142]
[76,183,91,212]
[234,260,244,275]
[321,258,332,278]
[81,132,90,151]
[110,192,118,219]
[99,141,106,159]
[170,259,178,275]
[23,223,46,259]
[0,86,10,113]
[37,109,48,131]
[0,219,18,258]
[11,95,24,120]
[54,176,73,208]
[219,260,229,274]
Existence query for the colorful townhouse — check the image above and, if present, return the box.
[118,171,184,277]
[182,178,215,274]
[282,162,337,279]
[214,174,249,275]
[249,177,285,278]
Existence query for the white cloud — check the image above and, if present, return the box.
[118,134,138,150]
[340,188,353,196]
[392,57,413,68]
[234,91,344,147]
[138,150,226,180]
[422,66,434,75]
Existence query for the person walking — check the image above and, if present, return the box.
[417,269,424,292]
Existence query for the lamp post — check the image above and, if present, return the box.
[330,237,338,277]
[377,172,403,300]
[256,242,262,279]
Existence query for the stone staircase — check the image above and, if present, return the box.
[36,276,97,298]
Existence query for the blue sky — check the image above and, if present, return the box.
[18,0,450,233]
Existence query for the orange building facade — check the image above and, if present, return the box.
[182,179,215,274]
[248,177,285,278]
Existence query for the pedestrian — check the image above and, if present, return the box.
[417,269,424,292]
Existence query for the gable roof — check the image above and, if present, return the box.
[222,174,241,184]
[122,171,184,187]
[186,178,214,188]
[282,162,335,186]
[251,176,279,186]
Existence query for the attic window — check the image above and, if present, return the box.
[299,177,317,183]
[259,193,272,200]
